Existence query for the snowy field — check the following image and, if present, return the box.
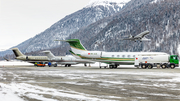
[0,61,180,101]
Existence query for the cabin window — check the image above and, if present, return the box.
[133,55,135,58]
[112,55,114,57]
[122,55,125,58]
[117,55,120,57]
[128,55,130,58]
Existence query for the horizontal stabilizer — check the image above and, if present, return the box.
[54,40,78,42]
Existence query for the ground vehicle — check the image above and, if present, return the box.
[135,53,179,69]
[34,62,46,67]
[48,62,57,67]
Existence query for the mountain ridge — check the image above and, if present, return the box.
[1,0,180,60]
[0,0,127,57]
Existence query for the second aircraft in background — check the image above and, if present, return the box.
[11,48,94,67]
[123,30,151,42]
[43,51,95,67]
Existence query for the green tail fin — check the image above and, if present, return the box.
[64,39,86,50]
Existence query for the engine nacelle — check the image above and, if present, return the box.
[81,51,102,58]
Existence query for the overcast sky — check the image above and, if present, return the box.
[0,0,90,50]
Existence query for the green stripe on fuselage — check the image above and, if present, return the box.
[80,56,135,62]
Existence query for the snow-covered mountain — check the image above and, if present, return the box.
[2,0,180,60]
[0,0,129,57]
[66,0,180,55]
[86,0,131,8]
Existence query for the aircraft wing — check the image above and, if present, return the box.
[21,61,49,65]
[83,58,134,65]
[134,30,150,38]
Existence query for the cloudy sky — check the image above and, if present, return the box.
[0,0,90,50]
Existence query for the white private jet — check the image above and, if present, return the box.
[123,30,151,42]
[42,51,95,67]
[55,39,178,69]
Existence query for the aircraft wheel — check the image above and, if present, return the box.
[54,64,57,67]
[114,65,118,69]
[111,65,115,69]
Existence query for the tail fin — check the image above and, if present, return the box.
[55,39,87,54]
[42,51,55,59]
[11,48,25,57]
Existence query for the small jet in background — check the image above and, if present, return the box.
[12,48,48,66]
[42,51,95,67]
[123,30,151,42]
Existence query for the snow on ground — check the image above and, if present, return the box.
[0,82,118,101]
[0,61,33,66]
[0,60,180,100]
[1,67,180,100]
[0,85,24,101]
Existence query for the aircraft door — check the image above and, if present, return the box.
[100,52,102,58]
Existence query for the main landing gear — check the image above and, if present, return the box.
[99,63,118,69]
[65,64,71,67]
[84,63,91,67]
[109,65,118,69]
